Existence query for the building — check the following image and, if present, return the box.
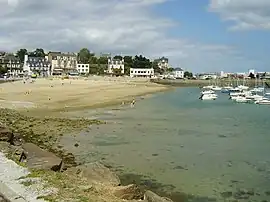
[107,57,124,74]
[47,52,77,75]
[23,55,51,77]
[0,54,23,76]
[76,63,90,74]
[198,73,218,80]
[173,68,184,79]
[157,57,169,71]
[130,68,154,78]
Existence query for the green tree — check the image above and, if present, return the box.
[184,71,193,78]
[112,67,123,76]
[29,48,45,57]
[98,56,108,64]
[132,55,151,69]
[78,48,91,64]
[248,72,255,79]
[123,56,133,75]
[16,49,28,63]
[152,59,163,74]
[113,55,123,60]
[0,64,7,74]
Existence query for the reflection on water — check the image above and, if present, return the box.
[60,88,270,201]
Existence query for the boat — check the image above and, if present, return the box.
[238,85,249,90]
[201,90,215,95]
[202,85,214,89]
[255,98,270,105]
[211,86,222,91]
[234,96,250,103]
[199,93,218,100]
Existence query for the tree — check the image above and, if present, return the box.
[248,72,255,79]
[152,59,163,74]
[78,48,91,64]
[29,48,45,57]
[112,67,123,76]
[98,56,108,64]
[123,56,133,75]
[132,55,151,69]
[0,64,7,74]
[184,71,193,78]
[113,55,123,60]
[16,49,28,63]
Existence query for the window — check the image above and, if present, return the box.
[131,71,133,73]
[82,65,84,67]
[78,65,80,67]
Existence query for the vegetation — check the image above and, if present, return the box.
[1,47,192,76]
[184,71,193,78]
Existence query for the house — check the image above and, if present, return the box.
[0,54,23,76]
[198,73,218,80]
[130,68,154,78]
[157,57,169,71]
[173,68,184,79]
[107,57,124,74]
[47,52,77,75]
[76,63,89,74]
[23,55,51,77]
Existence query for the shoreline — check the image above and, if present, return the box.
[0,78,176,201]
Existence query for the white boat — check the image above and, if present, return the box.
[202,85,214,89]
[251,87,264,93]
[238,85,249,90]
[255,98,270,105]
[201,90,215,95]
[211,86,222,91]
[245,94,264,101]
[199,93,218,100]
[234,96,250,103]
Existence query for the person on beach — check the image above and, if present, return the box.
[131,99,135,108]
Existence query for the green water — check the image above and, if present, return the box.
[61,88,270,201]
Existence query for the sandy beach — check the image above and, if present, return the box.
[0,76,169,115]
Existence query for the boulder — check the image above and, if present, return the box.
[0,126,13,142]
[112,184,144,200]
[20,143,63,171]
[144,191,173,202]
[68,162,120,186]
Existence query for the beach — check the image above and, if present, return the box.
[0,76,172,202]
[0,76,169,116]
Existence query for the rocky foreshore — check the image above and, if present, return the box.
[0,108,174,202]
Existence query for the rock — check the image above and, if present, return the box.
[112,184,143,200]
[144,190,173,202]
[0,126,13,142]
[20,143,63,171]
[10,133,24,146]
[68,162,120,186]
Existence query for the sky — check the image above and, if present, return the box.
[0,0,270,73]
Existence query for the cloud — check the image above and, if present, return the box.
[0,0,255,72]
[208,0,270,30]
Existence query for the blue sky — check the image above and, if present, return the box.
[152,0,270,73]
[0,0,269,73]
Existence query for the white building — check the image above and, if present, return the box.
[173,68,184,79]
[107,57,124,74]
[130,68,154,78]
[76,63,89,74]
[23,55,51,77]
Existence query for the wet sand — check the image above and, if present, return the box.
[0,76,169,115]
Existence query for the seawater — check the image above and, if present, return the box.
[60,87,270,202]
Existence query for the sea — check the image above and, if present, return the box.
[60,87,270,202]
